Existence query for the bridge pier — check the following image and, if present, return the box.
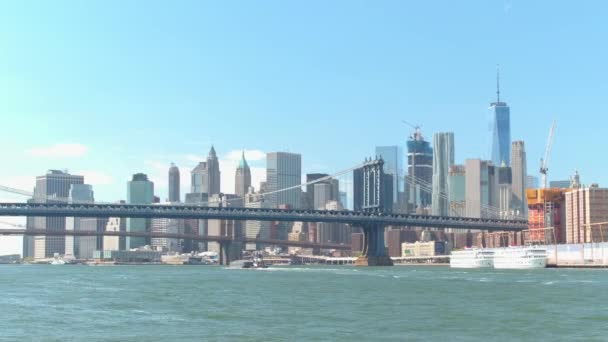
[219,241,231,266]
[355,224,393,266]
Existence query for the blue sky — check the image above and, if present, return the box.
[1,0,607,206]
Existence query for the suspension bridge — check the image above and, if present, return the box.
[0,158,528,266]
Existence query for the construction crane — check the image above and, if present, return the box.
[540,120,557,189]
[401,120,423,140]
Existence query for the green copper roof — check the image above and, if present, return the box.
[238,151,248,168]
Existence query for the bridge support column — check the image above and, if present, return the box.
[355,225,393,266]
[219,241,231,266]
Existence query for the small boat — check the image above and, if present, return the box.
[229,257,268,269]
[450,248,494,268]
[50,259,66,265]
[493,246,547,269]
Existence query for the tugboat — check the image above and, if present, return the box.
[231,253,268,269]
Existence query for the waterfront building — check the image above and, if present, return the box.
[168,163,180,203]
[511,141,527,216]
[103,217,121,251]
[405,127,433,212]
[489,71,511,166]
[24,170,84,259]
[564,185,608,243]
[126,173,154,249]
[266,152,302,209]
[401,241,446,257]
[151,218,181,252]
[465,159,498,219]
[431,132,455,216]
[375,145,404,206]
[234,151,251,199]
[527,188,566,243]
[68,184,96,259]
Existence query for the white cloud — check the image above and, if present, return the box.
[184,154,204,163]
[79,171,114,186]
[25,143,88,158]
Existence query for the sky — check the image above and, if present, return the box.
[1,1,608,254]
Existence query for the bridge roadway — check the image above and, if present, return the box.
[0,202,527,231]
[0,228,350,250]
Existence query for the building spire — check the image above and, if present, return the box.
[496,64,501,103]
[238,150,249,169]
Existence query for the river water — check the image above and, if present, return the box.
[1,265,606,341]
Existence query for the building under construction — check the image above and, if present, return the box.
[526,188,568,244]
[405,127,433,212]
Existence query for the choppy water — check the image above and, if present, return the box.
[1,265,607,341]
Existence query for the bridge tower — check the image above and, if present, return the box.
[355,157,393,266]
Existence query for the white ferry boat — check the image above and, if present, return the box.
[449,248,494,268]
[493,246,547,269]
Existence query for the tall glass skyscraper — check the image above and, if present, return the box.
[266,152,302,209]
[126,173,154,249]
[375,146,403,206]
[432,132,455,216]
[406,128,433,211]
[490,71,511,166]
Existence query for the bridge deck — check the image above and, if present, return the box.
[0,203,527,231]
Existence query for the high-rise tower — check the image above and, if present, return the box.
[266,152,302,209]
[235,151,251,199]
[126,173,154,249]
[168,163,180,203]
[206,146,221,196]
[490,68,511,166]
[24,170,84,259]
[406,127,433,211]
[511,141,527,216]
[432,132,455,216]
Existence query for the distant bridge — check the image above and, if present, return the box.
[0,202,527,231]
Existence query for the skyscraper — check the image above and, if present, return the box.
[511,141,527,215]
[168,163,180,203]
[126,173,154,249]
[406,128,433,211]
[431,132,455,216]
[235,151,251,198]
[490,70,511,166]
[375,146,403,205]
[265,152,302,209]
[448,165,466,217]
[24,170,84,259]
[465,159,498,218]
[190,146,221,196]
[206,146,221,196]
[497,164,513,217]
[306,173,329,209]
[190,162,207,194]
